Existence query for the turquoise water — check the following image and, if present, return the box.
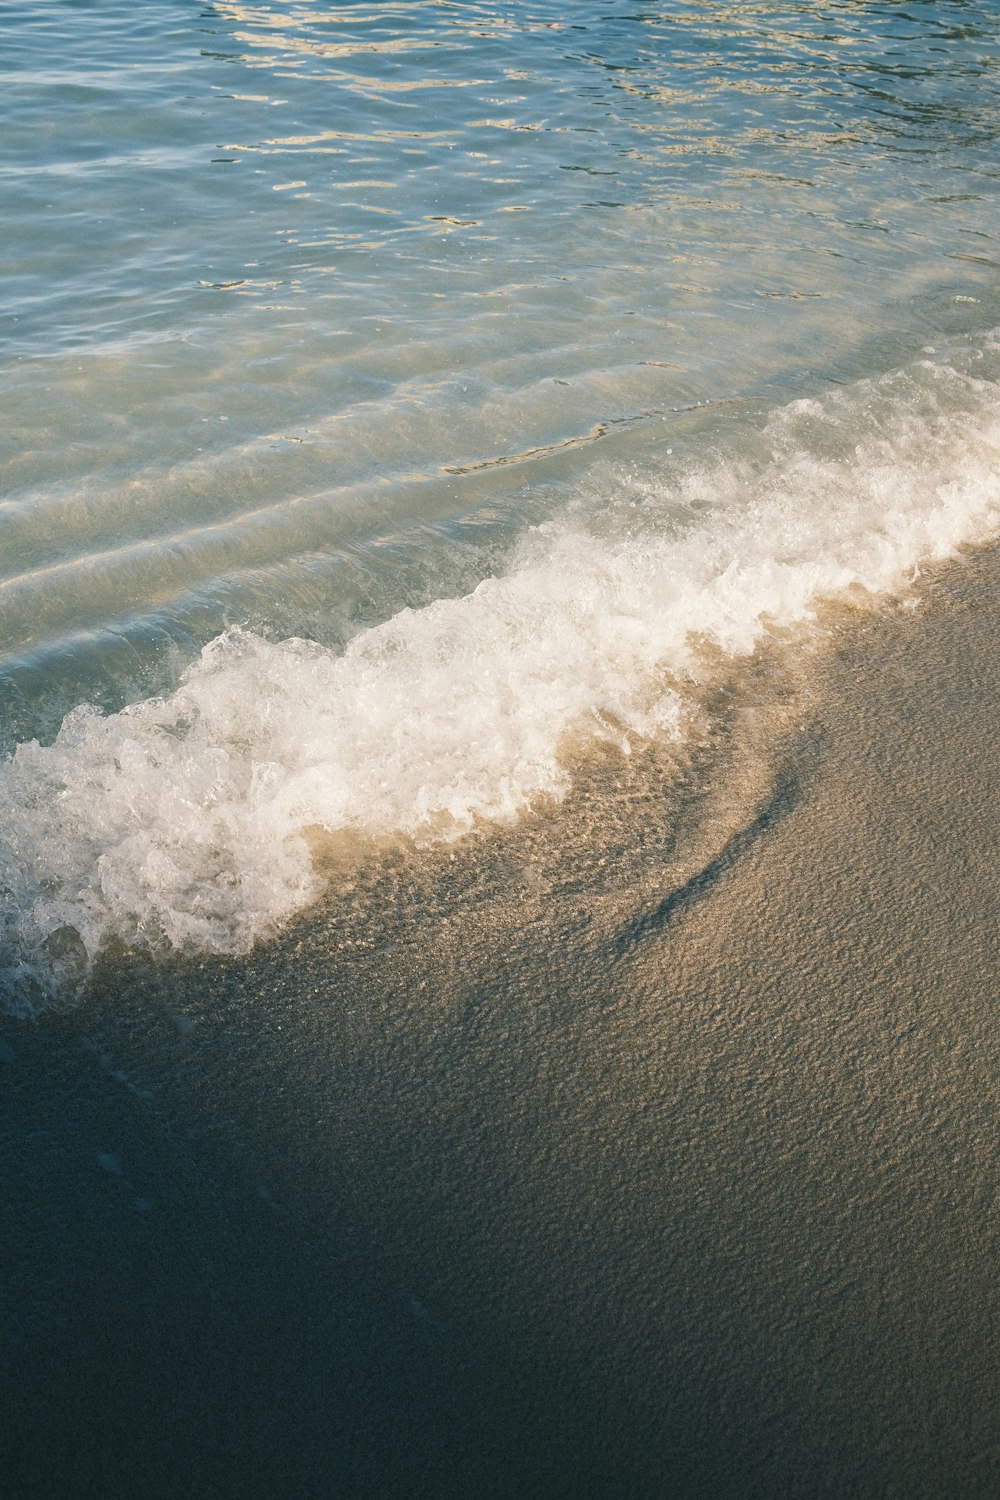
[3,0,1000,1002]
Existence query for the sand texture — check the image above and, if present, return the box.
[3,546,1000,1498]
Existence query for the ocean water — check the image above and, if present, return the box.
[3,0,1000,1004]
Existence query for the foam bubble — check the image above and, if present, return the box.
[3,340,999,1010]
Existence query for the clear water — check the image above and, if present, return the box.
[4,0,1000,1007]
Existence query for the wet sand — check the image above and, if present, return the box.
[3,544,1000,1498]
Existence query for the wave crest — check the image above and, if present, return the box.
[3,339,999,1011]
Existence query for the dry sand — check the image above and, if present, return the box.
[3,543,1000,1498]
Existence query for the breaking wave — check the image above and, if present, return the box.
[3,337,999,1010]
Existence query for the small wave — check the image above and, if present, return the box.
[2,337,999,1011]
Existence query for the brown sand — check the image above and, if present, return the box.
[3,544,1000,1498]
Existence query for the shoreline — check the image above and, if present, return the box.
[4,540,1000,1497]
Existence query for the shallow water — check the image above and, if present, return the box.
[4,0,1000,1004]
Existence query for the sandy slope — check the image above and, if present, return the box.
[3,544,1000,1498]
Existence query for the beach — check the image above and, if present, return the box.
[4,540,1000,1498]
[5,3,1000,1494]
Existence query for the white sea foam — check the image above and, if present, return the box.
[2,341,999,1010]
